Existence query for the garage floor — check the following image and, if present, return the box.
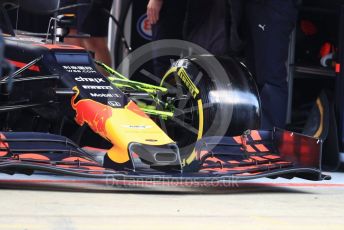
[0,172,343,230]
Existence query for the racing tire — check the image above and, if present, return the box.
[159,55,261,169]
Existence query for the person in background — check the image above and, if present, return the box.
[147,0,186,41]
[148,0,298,130]
[147,0,187,78]
[148,0,232,56]
[60,0,113,67]
[244,0,298,129]
[185,0,231,56]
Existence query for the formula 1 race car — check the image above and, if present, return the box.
[0,0,328,191]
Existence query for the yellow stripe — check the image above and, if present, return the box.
[186,99,204,165]
[160,66,204,166]
[197,99,204,140]
[160,67,177,86]
[314,98,324,138]
[177,68,200,98]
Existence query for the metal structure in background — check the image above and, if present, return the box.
[287,29,296,124]
[338,5,344,161]
[287,0,344,165]
[109,0,133,67]
[109,0,154,67]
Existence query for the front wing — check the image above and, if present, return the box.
[0,129,329,191]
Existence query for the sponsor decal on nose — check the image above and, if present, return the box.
[71,87,113,137]
[75,76,105,83]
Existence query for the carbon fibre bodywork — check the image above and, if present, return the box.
[0,34,328,190]
[3,35,177,170]
[0,129,327,191]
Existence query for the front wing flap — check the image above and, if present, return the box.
[0,129,329,190]
[193,128,325,181]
